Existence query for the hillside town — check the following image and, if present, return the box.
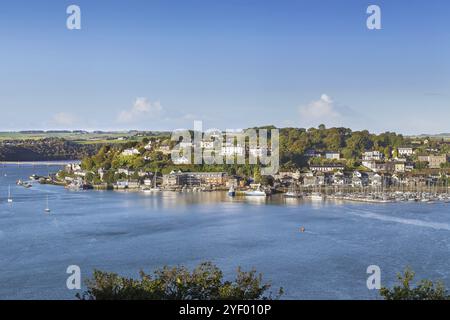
[46,127,450,203]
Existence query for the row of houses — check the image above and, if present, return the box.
[299,170,447,188]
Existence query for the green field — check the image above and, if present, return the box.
[0,131,170,144]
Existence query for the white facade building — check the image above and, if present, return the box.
[121,148,140,156]
[397,147,414,157]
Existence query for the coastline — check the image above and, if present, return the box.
[0,160,80,165]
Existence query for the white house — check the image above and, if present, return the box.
[221,145,244,157]
[310,164,345,172]
[200,141,215,149]
[249,147,268,157]
[173,155,190,165]
[117,168,134,176]
[121,148,140,156]
[363,151,384,161]
[397,147,414,157]
[325,151,340,160]
[144,142,153,151]
[305,149,321,158]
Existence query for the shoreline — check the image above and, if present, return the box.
[0,160,80,165]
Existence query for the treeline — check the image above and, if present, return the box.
[0,138,100,161]
[279,126,406,169]
[75,126,412,184]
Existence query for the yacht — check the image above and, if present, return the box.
[244,185,268,197]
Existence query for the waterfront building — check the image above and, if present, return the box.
[351,171,369,187]
[128,180,140,189]
[332,171,351,185]
[116,180,129,189]
[162,171,227,187]
[274,171,301,181]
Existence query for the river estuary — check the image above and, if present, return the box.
[0,164,449,299]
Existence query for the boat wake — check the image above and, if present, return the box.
[346,209,450,231]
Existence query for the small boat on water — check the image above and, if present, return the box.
[228,185,236,197]
[244,185,268,197]
[309,192,324,201]
[284,185,303,198]
[44,195,51,213]
[7,185,13,203]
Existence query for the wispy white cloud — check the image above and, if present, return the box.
[50,112,79,127]
[298,94,341,125]
[117,97,162,123]
[296,94,373,130]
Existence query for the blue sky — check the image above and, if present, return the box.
[0,0,448,134]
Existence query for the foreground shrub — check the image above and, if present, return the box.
[77,261,283,300]
[380,267,449,300]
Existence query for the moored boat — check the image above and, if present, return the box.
[309,192,324,201]
[245,185,268,197]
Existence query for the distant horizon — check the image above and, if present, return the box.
[2,126,450,138]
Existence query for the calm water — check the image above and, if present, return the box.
[0,164,449,300]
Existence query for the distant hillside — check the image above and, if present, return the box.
[407,134,450,141]
[0,138,100,161]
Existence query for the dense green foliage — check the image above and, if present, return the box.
[279,127,405,169]
[0,138,99,161]
[77,262,282,300]
[380,268,449,300]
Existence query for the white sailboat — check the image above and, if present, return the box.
[284,184,303,198]
[7,185,13,203]
[44,195,51,213]
[143,171,161,193]
[150,172,161,192]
